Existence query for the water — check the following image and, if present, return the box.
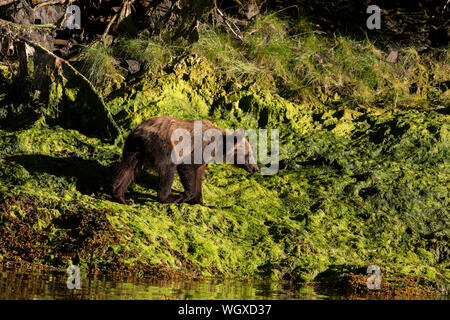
[0,269,338,300]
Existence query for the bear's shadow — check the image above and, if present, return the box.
[7,154,160,203]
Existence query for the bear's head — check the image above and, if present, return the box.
[223,130,259,174]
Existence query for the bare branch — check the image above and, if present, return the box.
[101,13,118,44]
[215,7,243,42]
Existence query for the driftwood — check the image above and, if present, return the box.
[15,40,28,81]
[31,0,67,11]
[0,0,18,7]
[0,17,56,33]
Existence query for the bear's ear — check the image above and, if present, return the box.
[222,129,247,162]
[222,129,245,147]
[234,129,245,143]
[222,131,231,156]
[222,130,237,158]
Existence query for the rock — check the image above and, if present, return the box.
[126,59,140,74]
[386,50,398,63]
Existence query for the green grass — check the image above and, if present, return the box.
[75,13,449,112]
[191,24,259,80]
[245,15,295,85]
[190,14,449,109]
[113,37,173,73]
[78,42,125,92]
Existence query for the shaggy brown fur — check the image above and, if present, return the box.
[111,116,259,206]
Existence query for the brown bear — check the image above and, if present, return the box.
[111,116,259,206]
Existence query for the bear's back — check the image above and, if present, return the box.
[133,116,222,151]
[137,116,220,138]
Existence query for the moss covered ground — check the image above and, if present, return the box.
[0,15,448,297]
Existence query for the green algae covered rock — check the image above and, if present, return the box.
[0,54,448,295]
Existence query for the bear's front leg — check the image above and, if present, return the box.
[192,165,206,205]
[176,164,196,204]
[177,164,210,206]
[157,165,182,203]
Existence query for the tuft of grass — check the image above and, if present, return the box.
[292,35,390,105]
[113,37,173,72]
[78,42,124,90]
[192,24,259,80]
[246,15,295,86]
